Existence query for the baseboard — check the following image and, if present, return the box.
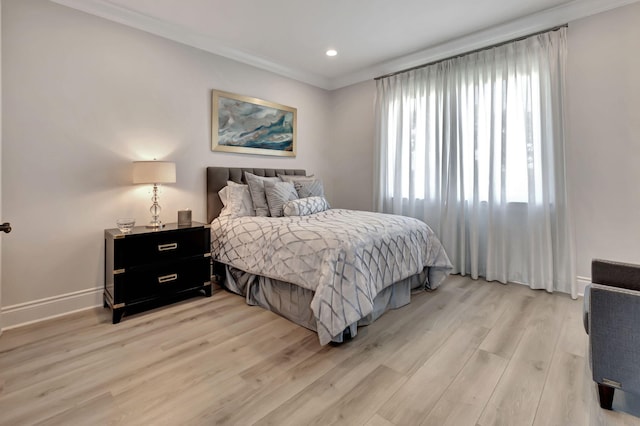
[1,286,103,330]
[577,276,591,298]
[0,275,592,331]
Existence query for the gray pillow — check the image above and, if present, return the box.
[244,172,282,216]
[283,196,330,216]
[264,181,298,217]
[294,179,325,198]
[279,174,315,183]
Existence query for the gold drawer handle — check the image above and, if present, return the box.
[158,243,178,251]
[158,273,178,284]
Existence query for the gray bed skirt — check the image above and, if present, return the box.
[223,265,430,343]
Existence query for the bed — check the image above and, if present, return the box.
[207,167,452,345]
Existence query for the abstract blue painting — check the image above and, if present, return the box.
[212,90,297,157]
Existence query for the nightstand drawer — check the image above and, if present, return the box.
[113,227,208,269]
[114,256,210,304]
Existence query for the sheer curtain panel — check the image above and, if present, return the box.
[374,28,576,298]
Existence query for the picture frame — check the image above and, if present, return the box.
[211,90,297,157]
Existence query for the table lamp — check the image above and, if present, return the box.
[132,160,176,228]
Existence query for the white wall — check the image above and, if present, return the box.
[1,0,330,326]
[565,2,640,281]
[327,80,376,210]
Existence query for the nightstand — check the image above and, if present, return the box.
[104,222,212,324]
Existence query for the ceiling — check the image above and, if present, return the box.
[53,0,638,90]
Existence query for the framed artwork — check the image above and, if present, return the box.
[211,90,297,157]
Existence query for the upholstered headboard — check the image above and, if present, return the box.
[206,167,306,223]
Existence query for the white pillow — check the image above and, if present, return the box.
[219,181,255,218]
[283,196,330,217]
[218,180,246,207]
[218,186,229,207]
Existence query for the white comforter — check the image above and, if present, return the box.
[211,209,452,344]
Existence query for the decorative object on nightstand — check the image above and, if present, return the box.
[132,160,176,228]
[116,218,135,233]
[104,222,212,324]
[178,209,192,227]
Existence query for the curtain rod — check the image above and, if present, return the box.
[374,24,568,81]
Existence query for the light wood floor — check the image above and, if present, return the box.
[1,275,639,425]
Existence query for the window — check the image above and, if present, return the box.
[384,67,543,203]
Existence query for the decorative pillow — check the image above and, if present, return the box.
[283,196,330,217]
[218,186,229,207]
[218,180,244,207]
[219,181,255,218]
[278,174,315,183]
[264,181,298,217]
[294,179,325,198]
[244,172,282,217]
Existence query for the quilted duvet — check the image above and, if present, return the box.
[211,209,452,344]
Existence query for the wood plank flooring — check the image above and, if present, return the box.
[1,275,639,425]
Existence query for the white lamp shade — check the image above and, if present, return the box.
[132,161,176,184]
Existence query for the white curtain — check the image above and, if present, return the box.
[375,28,576,298]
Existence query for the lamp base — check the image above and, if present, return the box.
[146,220,164,229]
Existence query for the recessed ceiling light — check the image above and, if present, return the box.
[326,49,338,57]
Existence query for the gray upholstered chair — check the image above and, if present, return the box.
[584,259,640,409]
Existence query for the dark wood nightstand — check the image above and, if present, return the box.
[104,222,212,324]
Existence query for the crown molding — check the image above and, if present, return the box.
[51,0,639,91]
